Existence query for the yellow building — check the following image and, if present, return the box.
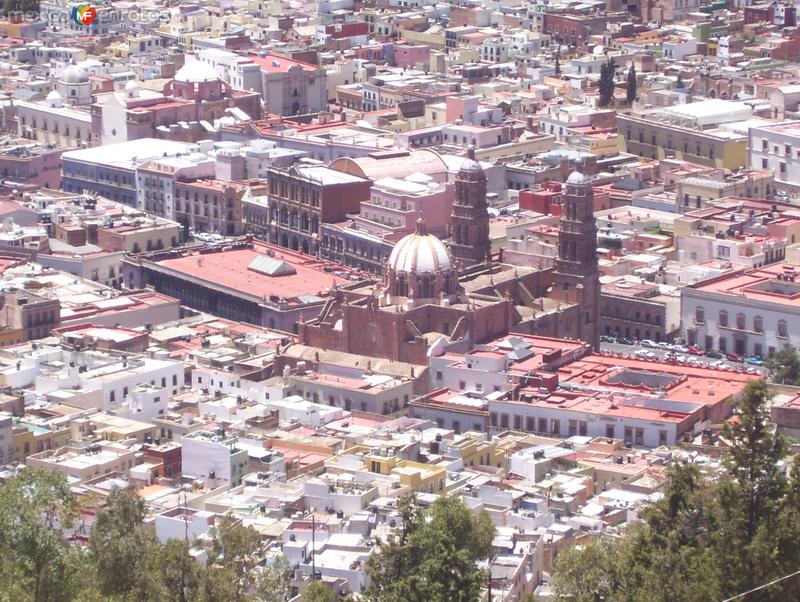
[12,419,71,462]
[618,100,755,170]
[338,445,448,494]
[446,432,507,470]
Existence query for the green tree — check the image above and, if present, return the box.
[0,469,86,602]
[157,539,204,602]
[714,379,791,599]
[256,555,294,602]
[598,57,616,107]
[766,347,800,384]
[552,378,800,602]
[626,63,637,104]
[206,515,264,602]
[302,580,335,602]
[363,494,495,602]
[89,485,163,601]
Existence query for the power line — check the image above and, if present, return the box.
[721,568,800,602]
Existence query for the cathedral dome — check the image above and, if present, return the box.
[388,219,452,275]
[566,169,590,185]
[175,60,220,84]
[458,145,482,174]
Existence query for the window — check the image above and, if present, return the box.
[606,424,615,439]
[719,310,728,327]
[635,428,644,446]
[659,430,667,446]
[754,316,763,333]
[736,313,746,330]
[762,158,769,169]
[778,320,788,338]
[695,307,705,324]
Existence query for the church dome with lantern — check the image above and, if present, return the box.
[388,219,452,275]
[382,218,461,306]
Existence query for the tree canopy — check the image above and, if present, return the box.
[363,494,495,602]
[766,347,800,385]
[0,470,296,602]
[551,379,800,602]
[598,57,616,107]
[626,63,637,104]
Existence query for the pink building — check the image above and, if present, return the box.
[352,174,454,242]
[394,43,431,68]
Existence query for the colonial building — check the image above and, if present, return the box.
[173,179,248,237]
[449,146,491,269]
[259,162,371,254]
[301,217,514,365]
[92,60,261,146]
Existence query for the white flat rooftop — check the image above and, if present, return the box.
[63,138,198,168]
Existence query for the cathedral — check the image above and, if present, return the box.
[300,152,600,363]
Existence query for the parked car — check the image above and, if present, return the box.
[746,356,765,366]
[726,352,745,363]
[616,336,633,345]
[711,360,729,369]
[746,367,760,374]
[705,349,723,359]
[656,341,672,350]
[600,335,615,343]
[635,349,657,360]
[687,346,704,356]
[640,339,658,348]
[671,344,689,353]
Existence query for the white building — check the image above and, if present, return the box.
[748,120,800,193]
[682,262,800,357]
[181,428,249,487]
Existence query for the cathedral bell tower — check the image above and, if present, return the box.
[450,146,491,269]
[553,167,600,349]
